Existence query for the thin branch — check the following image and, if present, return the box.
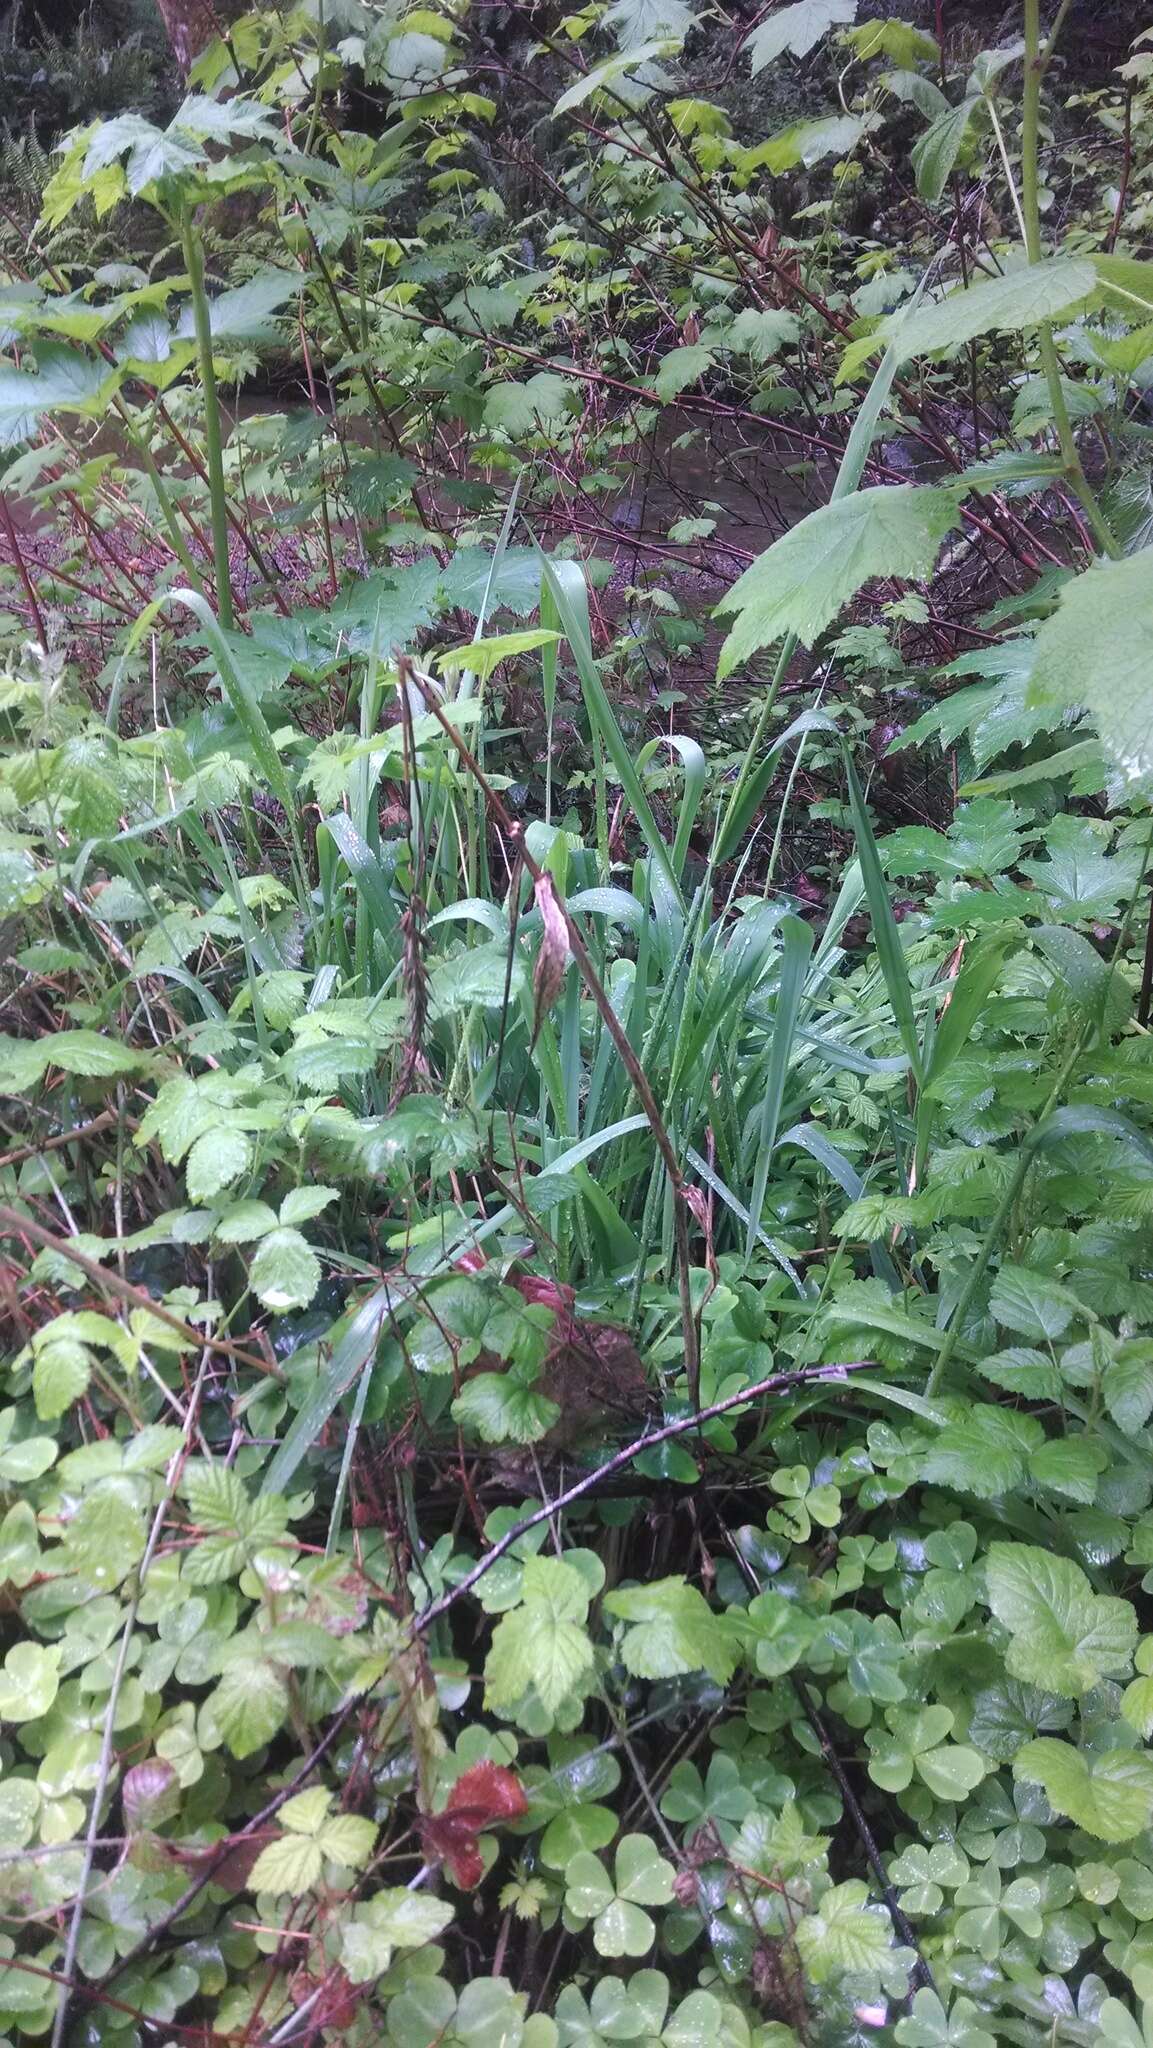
[412,1360,875,1635]
[0,1205,282,1380]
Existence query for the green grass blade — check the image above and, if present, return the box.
[744,913,814,1264]
[537,550,681,902]
[842,744,924,1087]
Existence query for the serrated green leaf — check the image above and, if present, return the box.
[1026,548,1153,788]
[249,1228,321,1312]
[32,1337,91,1420]
[1014,1738,1153,1842]
[185,1127,251,1204]
[986,1542,1137,1695]
[744,0,857,72]
[209,1657,288,1759]
[841,256,1097,379]
[795,1879,890,1983]
[715,486,960,673]
[604,1576,737,1684]
[248,1832,325,1895]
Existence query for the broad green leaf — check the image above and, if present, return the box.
[795,1879,890,1982]
[1029,1436,1108,1505]
[604,1576,737,1684]
[1014,1739,1153,1842]
[0,1028,146,1089]
[715,486,960,672]
[989,1263,1088,1342]
[553,40,680,115]
[0,346,118,449]
[840,256,1097,380]
[727,307,800,360]
[202,272,300,340]
[484,374,574,433]
[911,95,980,202]
[436,630,561,681]
[248,1228,322,1312]
[921,1404,1042,1499]
[986,1542,1137,1695]
[1105,1344,1153,1433]
[744,0,856,71]
[1026,549,1153,787]
[652,344,715,401]
[742,113,876,176]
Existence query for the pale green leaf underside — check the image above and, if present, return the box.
[1027,547,1153,787]
[841,255,1098,380]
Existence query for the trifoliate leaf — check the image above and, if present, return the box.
[0,1643,60,1722]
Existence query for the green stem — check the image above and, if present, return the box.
[181,207,235,629]
[1021,0,1121,560]
[117,402,206,596]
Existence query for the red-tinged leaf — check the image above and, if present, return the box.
[446,1840,485,1890]
[445,1763,528,1825]
[417,1812,490,1889]
[417,1765,528,1891]
[512,1272,575,1313]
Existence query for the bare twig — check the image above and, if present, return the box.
[412,1360,874,1634]
[0,1205,282,1379]
[0,1112,117,1171]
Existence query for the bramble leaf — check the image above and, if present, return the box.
[715,486,960,672]
[986,1543,1137,1695]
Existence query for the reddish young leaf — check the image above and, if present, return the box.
[446,1762,528,1825]
[417,1765,528,1890]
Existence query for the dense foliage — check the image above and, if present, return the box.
[3,2,1153,2043]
